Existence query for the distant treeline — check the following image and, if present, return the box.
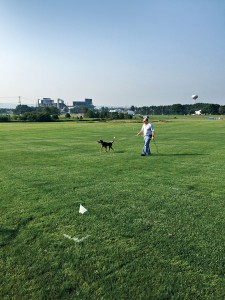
[72,102,225,118]
[130,103,225,115]
[0,103,225,122]
[83,103,225,118]
[0,106,60,122]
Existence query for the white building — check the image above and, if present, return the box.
[195,110,202,115]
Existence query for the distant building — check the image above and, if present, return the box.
[109,108,123,113]
[38,98,55,107]
[195,110,202,115]
[38,97,94,112]
[56,99,66,110]
[127,110,135,116]
[38,98,65,110]
[73,98,94,109]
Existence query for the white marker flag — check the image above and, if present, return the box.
[63,234,90,243]
[79,204,87,214]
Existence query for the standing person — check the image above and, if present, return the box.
[137,117,155,156]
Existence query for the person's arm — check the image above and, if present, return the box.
[137,128,143,136]
[151,130,155,140]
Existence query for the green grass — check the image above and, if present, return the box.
[1,117,225,299]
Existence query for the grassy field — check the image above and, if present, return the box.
[1,116,225,299]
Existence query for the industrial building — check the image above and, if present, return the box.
[72,98,94,109]
[38,98,66,110]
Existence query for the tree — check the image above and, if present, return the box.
[219,105,225,115]
[171,104,184,115]
[20,112,37,121]
[208,104,220,115]
[20,112,52,122]
[14,104,35,115]
[65,113,71,118]
[81,107,89,114]
[84,109,97,118]
[201,104,220,115]
[130,105,135,112]
[70,107,80,114]
[36,112,52,122]
[43,106,60,115]
[0,115,10,122]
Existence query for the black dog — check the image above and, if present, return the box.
[97,139,114,152]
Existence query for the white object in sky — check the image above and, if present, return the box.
[192,95,198,100]
[79,204,87,214]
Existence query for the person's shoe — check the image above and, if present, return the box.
[141,154,146,156]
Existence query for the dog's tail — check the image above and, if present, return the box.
[112,137,116,143]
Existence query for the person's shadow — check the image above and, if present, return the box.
[154,153,207,156]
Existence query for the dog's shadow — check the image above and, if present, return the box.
[98,150,126,154]
[115,150,126,153]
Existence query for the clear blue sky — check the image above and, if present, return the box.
[1,0,225,107]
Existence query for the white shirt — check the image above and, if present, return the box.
[141,123,154,136]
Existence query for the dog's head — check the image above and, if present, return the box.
[97,140,104,144]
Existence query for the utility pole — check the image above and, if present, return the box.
[18,96,21,115]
